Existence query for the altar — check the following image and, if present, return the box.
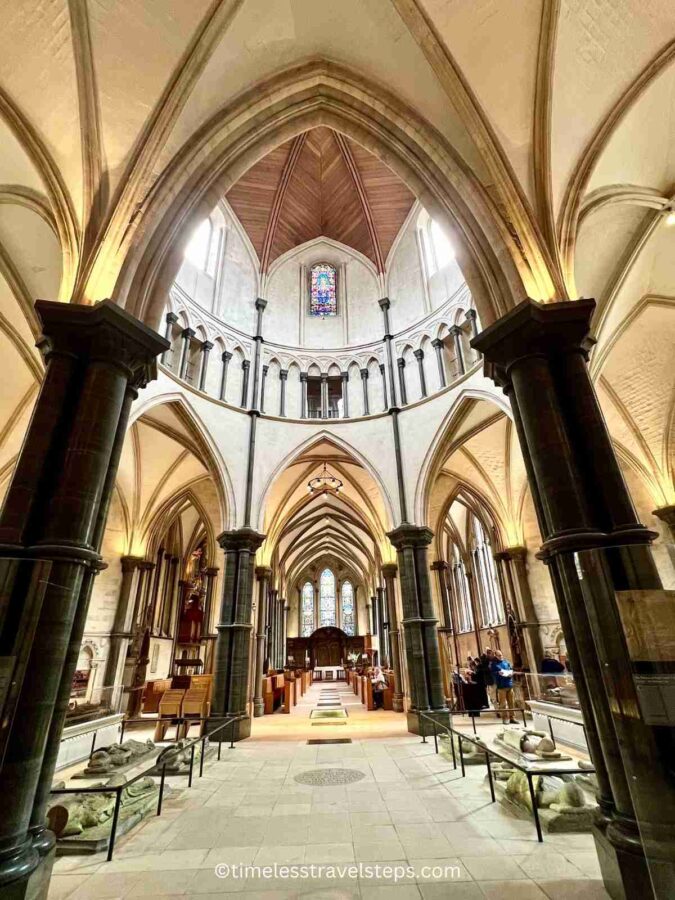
[313,665,345,681]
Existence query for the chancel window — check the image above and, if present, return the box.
[301,581,314,637]
[309,263,337,316]
[319,568,336,627]
[341,580,355,635]
[471,516,504,626]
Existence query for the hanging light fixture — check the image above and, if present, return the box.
[308,462,343,494]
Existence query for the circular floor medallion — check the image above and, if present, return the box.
[293,767,365,786]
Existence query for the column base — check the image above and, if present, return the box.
[592,822,652,900]
[208,715,251,742]
[392,695,404,713]
[0,846,54,900]
[407,709,449,736]
[253,700,265,718]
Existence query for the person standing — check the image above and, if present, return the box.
[490,650,517,724]
[480,648,497,709]
[371,665,387,709]
[540,650,566,674]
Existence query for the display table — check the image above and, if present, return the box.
[56,713,124,771]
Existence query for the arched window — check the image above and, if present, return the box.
[301,582,314,637]
[185,219,212,271]
[319,568,336,627]
[420,213,454,276]
[471,516,504,626]
[451,544,474,633]
[309,264,337,317]
[341,581,355,635]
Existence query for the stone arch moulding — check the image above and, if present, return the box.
[129,390,235,531]
[253,429,397,537]
[112,60,528,334]
[413,387,513,527]
[433,479,507,563]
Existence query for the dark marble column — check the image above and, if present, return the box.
[0,300,166,897]
[376,586,388,667]
[413,349,427,397]
[397,358,407,405]
[473,298,673,899]
[495,547,544,671]
[210,528,265,740]
[300,372,308,419]
[103,556,143,687]
[219,350,232,401]
[279,369,288,416]
[381,564,404,711]
[450,325,465,376]
[431,338,447,388]
[387,525,448,734]
[282,599,289,665]
[365,598,373,636]
[341,371,349,418]
[240,360,250,408]
[198,340,213,391]
[432,560,462,701]
[465,308,479,340]
[253,567,271,717]
[360,368,369,415]
[162,311,178,364]
[379,363,388,410]
[321,373,328,419]
[260,365,268,413]
[379,298,398,409]
[201,567,219,639]
[178,327,195,379]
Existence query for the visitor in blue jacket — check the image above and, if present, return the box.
[490,650,518,724]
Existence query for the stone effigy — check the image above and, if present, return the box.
[487,763,596,833]
[75,738,156,778]
[439,732,485,765]
[47,774,165,852]
[149,738,214,775]
[494,725,572,762]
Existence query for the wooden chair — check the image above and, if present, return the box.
[154,689,185,741]
[180,688,209,738]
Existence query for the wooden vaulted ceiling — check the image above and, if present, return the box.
[226,127,416,273]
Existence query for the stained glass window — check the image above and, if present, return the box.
[309,263,337,317]
[341,580,355,635]
[319,568,336,627]
[301,582,314,637]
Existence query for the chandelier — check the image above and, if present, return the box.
[308,462,343,494]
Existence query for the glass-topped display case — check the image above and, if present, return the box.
[523,672,587,754]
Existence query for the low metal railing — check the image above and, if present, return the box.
[49,715,239,862]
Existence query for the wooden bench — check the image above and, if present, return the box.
[181,688,209,738]
[143,678,172,714]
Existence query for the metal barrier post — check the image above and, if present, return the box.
[526,772,543,842]
[107,788,123,861]
[199,736,206,778]
[188,742,196,787]
[485,751,495,802]
[450,730,457,770]
[157,764,166,816]
[421,715,427,743]
[471,715,477,735]
[230,719,235,749]
[432,719,438,754]
[90,731,97,758]
[458,732,466,777]
[120,719,126,744]
[521,708,527,727]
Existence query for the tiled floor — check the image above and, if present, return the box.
[49,683,609,899]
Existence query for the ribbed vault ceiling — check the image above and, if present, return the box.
[226,127,416,273]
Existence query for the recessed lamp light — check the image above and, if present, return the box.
[666,211,675,227]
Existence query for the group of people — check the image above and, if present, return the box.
[454,648,518,724]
